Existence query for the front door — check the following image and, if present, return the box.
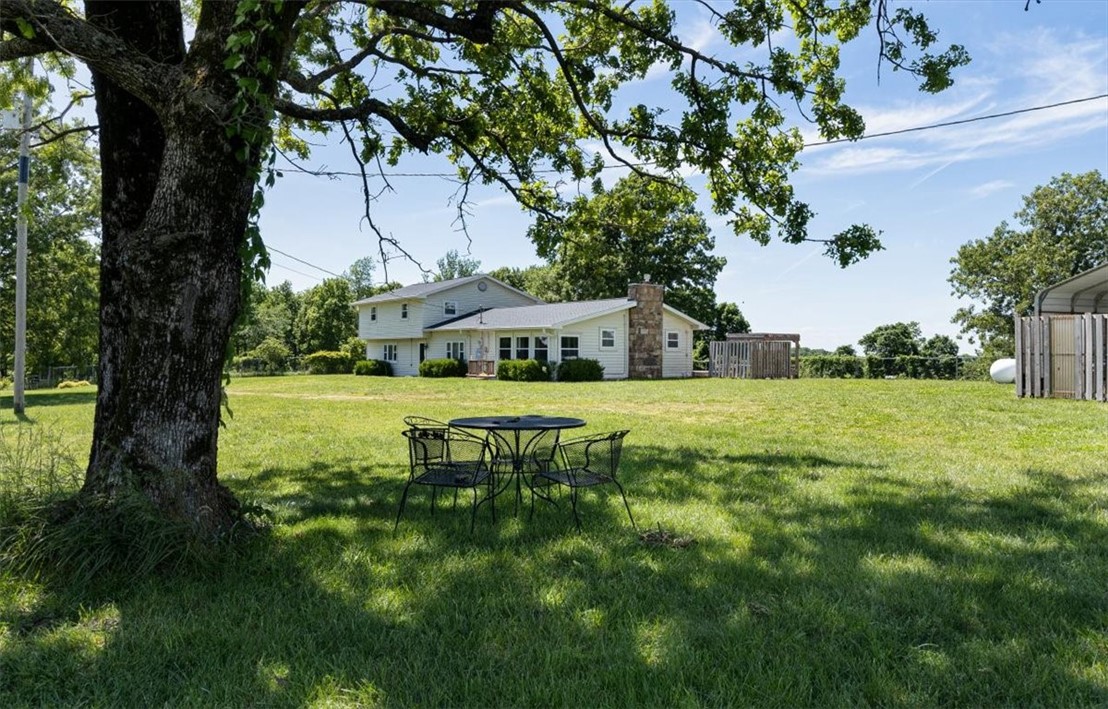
[419,343,427,362]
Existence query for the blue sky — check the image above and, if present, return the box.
[258,1,1108,353]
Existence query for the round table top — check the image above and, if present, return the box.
[449,415,586,431]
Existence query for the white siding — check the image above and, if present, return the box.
[421,280,539,327]
[366,338,422,377]
[358,300,426,340]
[557,311,629,379]
[662,311,695,378]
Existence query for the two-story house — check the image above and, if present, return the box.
[354,274,708,379]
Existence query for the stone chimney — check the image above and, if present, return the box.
[627,280,664,379]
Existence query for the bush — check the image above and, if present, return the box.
[56,379,93,389]
[340,336,367,364]
[800,355,864,379]
[497,359,552,382]
[556,358,604,382]
[419,358,467,378]
[252,337,291,374]
[303,350,354,374]
[354,359,392,376]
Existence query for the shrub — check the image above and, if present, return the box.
[303,350,354,374]
[56,379,93,389]
[556,358,604,382]
[419,358,467,378]
[354,359,392,376]
[800,355,864,379]
[497,359,552,382]
[340,336,367,364]
[252,337,291,374]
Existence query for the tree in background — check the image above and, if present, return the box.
[949,171,1108,356]
[920,334,959,359]
[530,174,725,327]
[233,280,302,357]
[295,278,357,355]
[835,345,857,357]
[858,322,923,358]
[0,125,100,377]
[0,0,969,540]
[343,256,377,300]
[487,264,563,303]
[434,250,481,282]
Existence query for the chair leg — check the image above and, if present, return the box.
[394,482,414,532]
[470,487,479,533]
[570,486,582,531]
[612,480,636,530]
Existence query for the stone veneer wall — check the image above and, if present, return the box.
[627,282,664,379]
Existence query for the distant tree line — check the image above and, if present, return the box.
[802,321,972,380]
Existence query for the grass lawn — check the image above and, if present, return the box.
[1,376,1106,706]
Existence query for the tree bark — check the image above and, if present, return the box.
[80,1,295,536]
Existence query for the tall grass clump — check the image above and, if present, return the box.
[0,425,261,587]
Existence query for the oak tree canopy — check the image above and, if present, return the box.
[0,0,967,544]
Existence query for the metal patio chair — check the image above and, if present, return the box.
[396,426,494,532]
[534,430,635,530]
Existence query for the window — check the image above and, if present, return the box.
[516,336,530,360]
[446,341,465,360]
[560,336,579,360]
[600,328,616,349]
[401,303,408,319]
[370,306,377,322]
[534,336,549,362]
[666,331,680,349]
[444,300,457,316]
[499,337,512,361]
[383,344,397,361]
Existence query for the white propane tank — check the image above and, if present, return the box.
[989,358,1016,384]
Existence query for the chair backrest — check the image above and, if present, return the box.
[559,430,629,478]
[403,416,449,430]
[403,427,449,471]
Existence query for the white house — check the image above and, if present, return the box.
[353,274,708,379]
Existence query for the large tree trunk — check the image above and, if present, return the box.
[80,1,289,536]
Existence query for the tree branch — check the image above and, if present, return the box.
[3,0,175,109]
[273,96,435,152]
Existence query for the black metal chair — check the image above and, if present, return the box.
[534,430,635,530]
[397,427,494,532]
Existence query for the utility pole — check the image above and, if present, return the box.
[13,58,31,414]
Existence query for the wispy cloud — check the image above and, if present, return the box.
[800,28,1108,177]
[968,179,1015,199]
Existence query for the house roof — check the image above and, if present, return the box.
[1035,262,1108,314]
[428,298,634,331]
[351,273,541,306]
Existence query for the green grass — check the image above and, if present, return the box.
[1,377,1106,706]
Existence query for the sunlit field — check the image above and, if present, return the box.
[2,376,1106,706]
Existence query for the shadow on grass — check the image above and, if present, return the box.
[0,390,98,412]
[2,457,1106,706]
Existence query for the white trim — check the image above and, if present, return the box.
[599,327,617,349]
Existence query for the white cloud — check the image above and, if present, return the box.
[968,180,1014,199]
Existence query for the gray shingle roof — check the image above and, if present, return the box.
[428,298,634,331]
[352,274,487,305]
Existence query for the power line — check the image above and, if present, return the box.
[267,246,342,278]
[806,93,1108,147]
[268,259,323,282]
[277,93,1108,180]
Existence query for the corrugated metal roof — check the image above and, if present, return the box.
[352,274,487,305]
[1036,262,1108,314]
[428,298,634,331]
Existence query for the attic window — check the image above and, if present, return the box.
[401,304,408,320]
[444,300,457,316]
[370,306,377,322]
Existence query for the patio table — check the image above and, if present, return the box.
[449,415,586,513]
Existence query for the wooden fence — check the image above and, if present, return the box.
[1015,313,1108,401]
[708,338,798,379]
